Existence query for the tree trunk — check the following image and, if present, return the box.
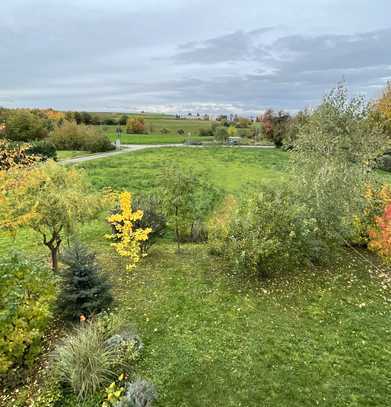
[50,246,59,273]
[42,229,62,272]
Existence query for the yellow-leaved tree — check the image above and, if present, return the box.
[106,192,151,270]
[375,81,391,120]
[0,161,104,272]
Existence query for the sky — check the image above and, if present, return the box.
[1,0,391,115]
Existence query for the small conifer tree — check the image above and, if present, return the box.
[58,242,113,321]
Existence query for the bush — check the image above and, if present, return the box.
[214,127,228,143]
[50,121,114,152]
[5,110,48,141]
[27,139,57,160]
[126,117,145,134]
[176,129,185,135]
[378,154,391,172]
[212,187,318,278]
[57,242,113,321]
[160,128,169,135]
[115,380,157,407]
[198,128,213,137]
[0,254,57,377]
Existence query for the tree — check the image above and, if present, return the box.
[259,109,290,147]
[58,242,113,320]
[292,85,388,254]
[214,127,228,144]
[119,114,128,126]
[160,165,219,250]
[80,111,93,125]
[0,161,103,272]
[106,192,152,270]
[126,117,145,134]
[375,81,391,120]
[5,110,48,142]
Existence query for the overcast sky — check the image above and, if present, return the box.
[1,0,391,115]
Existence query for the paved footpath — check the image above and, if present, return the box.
[60,144,275,165]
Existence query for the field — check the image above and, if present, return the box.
[2,147,390,406]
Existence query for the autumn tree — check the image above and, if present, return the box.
[0,139,41,170]
[0,161,103,272]
[126,116,145,134]
[106,192,151,270]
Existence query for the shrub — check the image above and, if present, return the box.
[5,110,48,141]
[57,242,113,321]
[0,254,57,376]
[160,128,169,135]
[27,139,57,160]
[126,117,145,134]
[0,139,41,170]
[378,154,391,172]
[198,128,213,137]
[176,129,185,135]
[214,127,228,143]
[115,380,157,407]
[213,187,318,278]
[50,121,114,152]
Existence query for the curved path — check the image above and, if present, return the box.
[61,143,275,165]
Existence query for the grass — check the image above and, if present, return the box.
[77,147,289,193]
[106,133,213,145]
[2,148,391,406]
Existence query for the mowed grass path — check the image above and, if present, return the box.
[2,148,390,406]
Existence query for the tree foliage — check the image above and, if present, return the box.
[58,242,113,321]
[0,254,57,376]
[0,161,103,271]
[292,84,388,252]
[106,192,152,270]
[5,110,48,142]
[126,117,145,134]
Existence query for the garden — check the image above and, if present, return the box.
[0,85,391,406]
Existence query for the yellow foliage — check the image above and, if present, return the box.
[106,192,151,270]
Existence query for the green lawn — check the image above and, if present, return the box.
[2,148,390,406]
[106,132,213,145]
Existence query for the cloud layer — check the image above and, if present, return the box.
[0,0,390,114]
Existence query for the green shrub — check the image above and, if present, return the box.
[212,187,318,278]
[57,242,113,321]
[5,110,48,141]
[176,129,185,135]
[0,254,57,376]
[198,128,213,137]
[160,128,169,135]
[378,154,391,172]
[50,121,114,152]
[27,139,57,160]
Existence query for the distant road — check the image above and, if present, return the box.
[60,143,275,165]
